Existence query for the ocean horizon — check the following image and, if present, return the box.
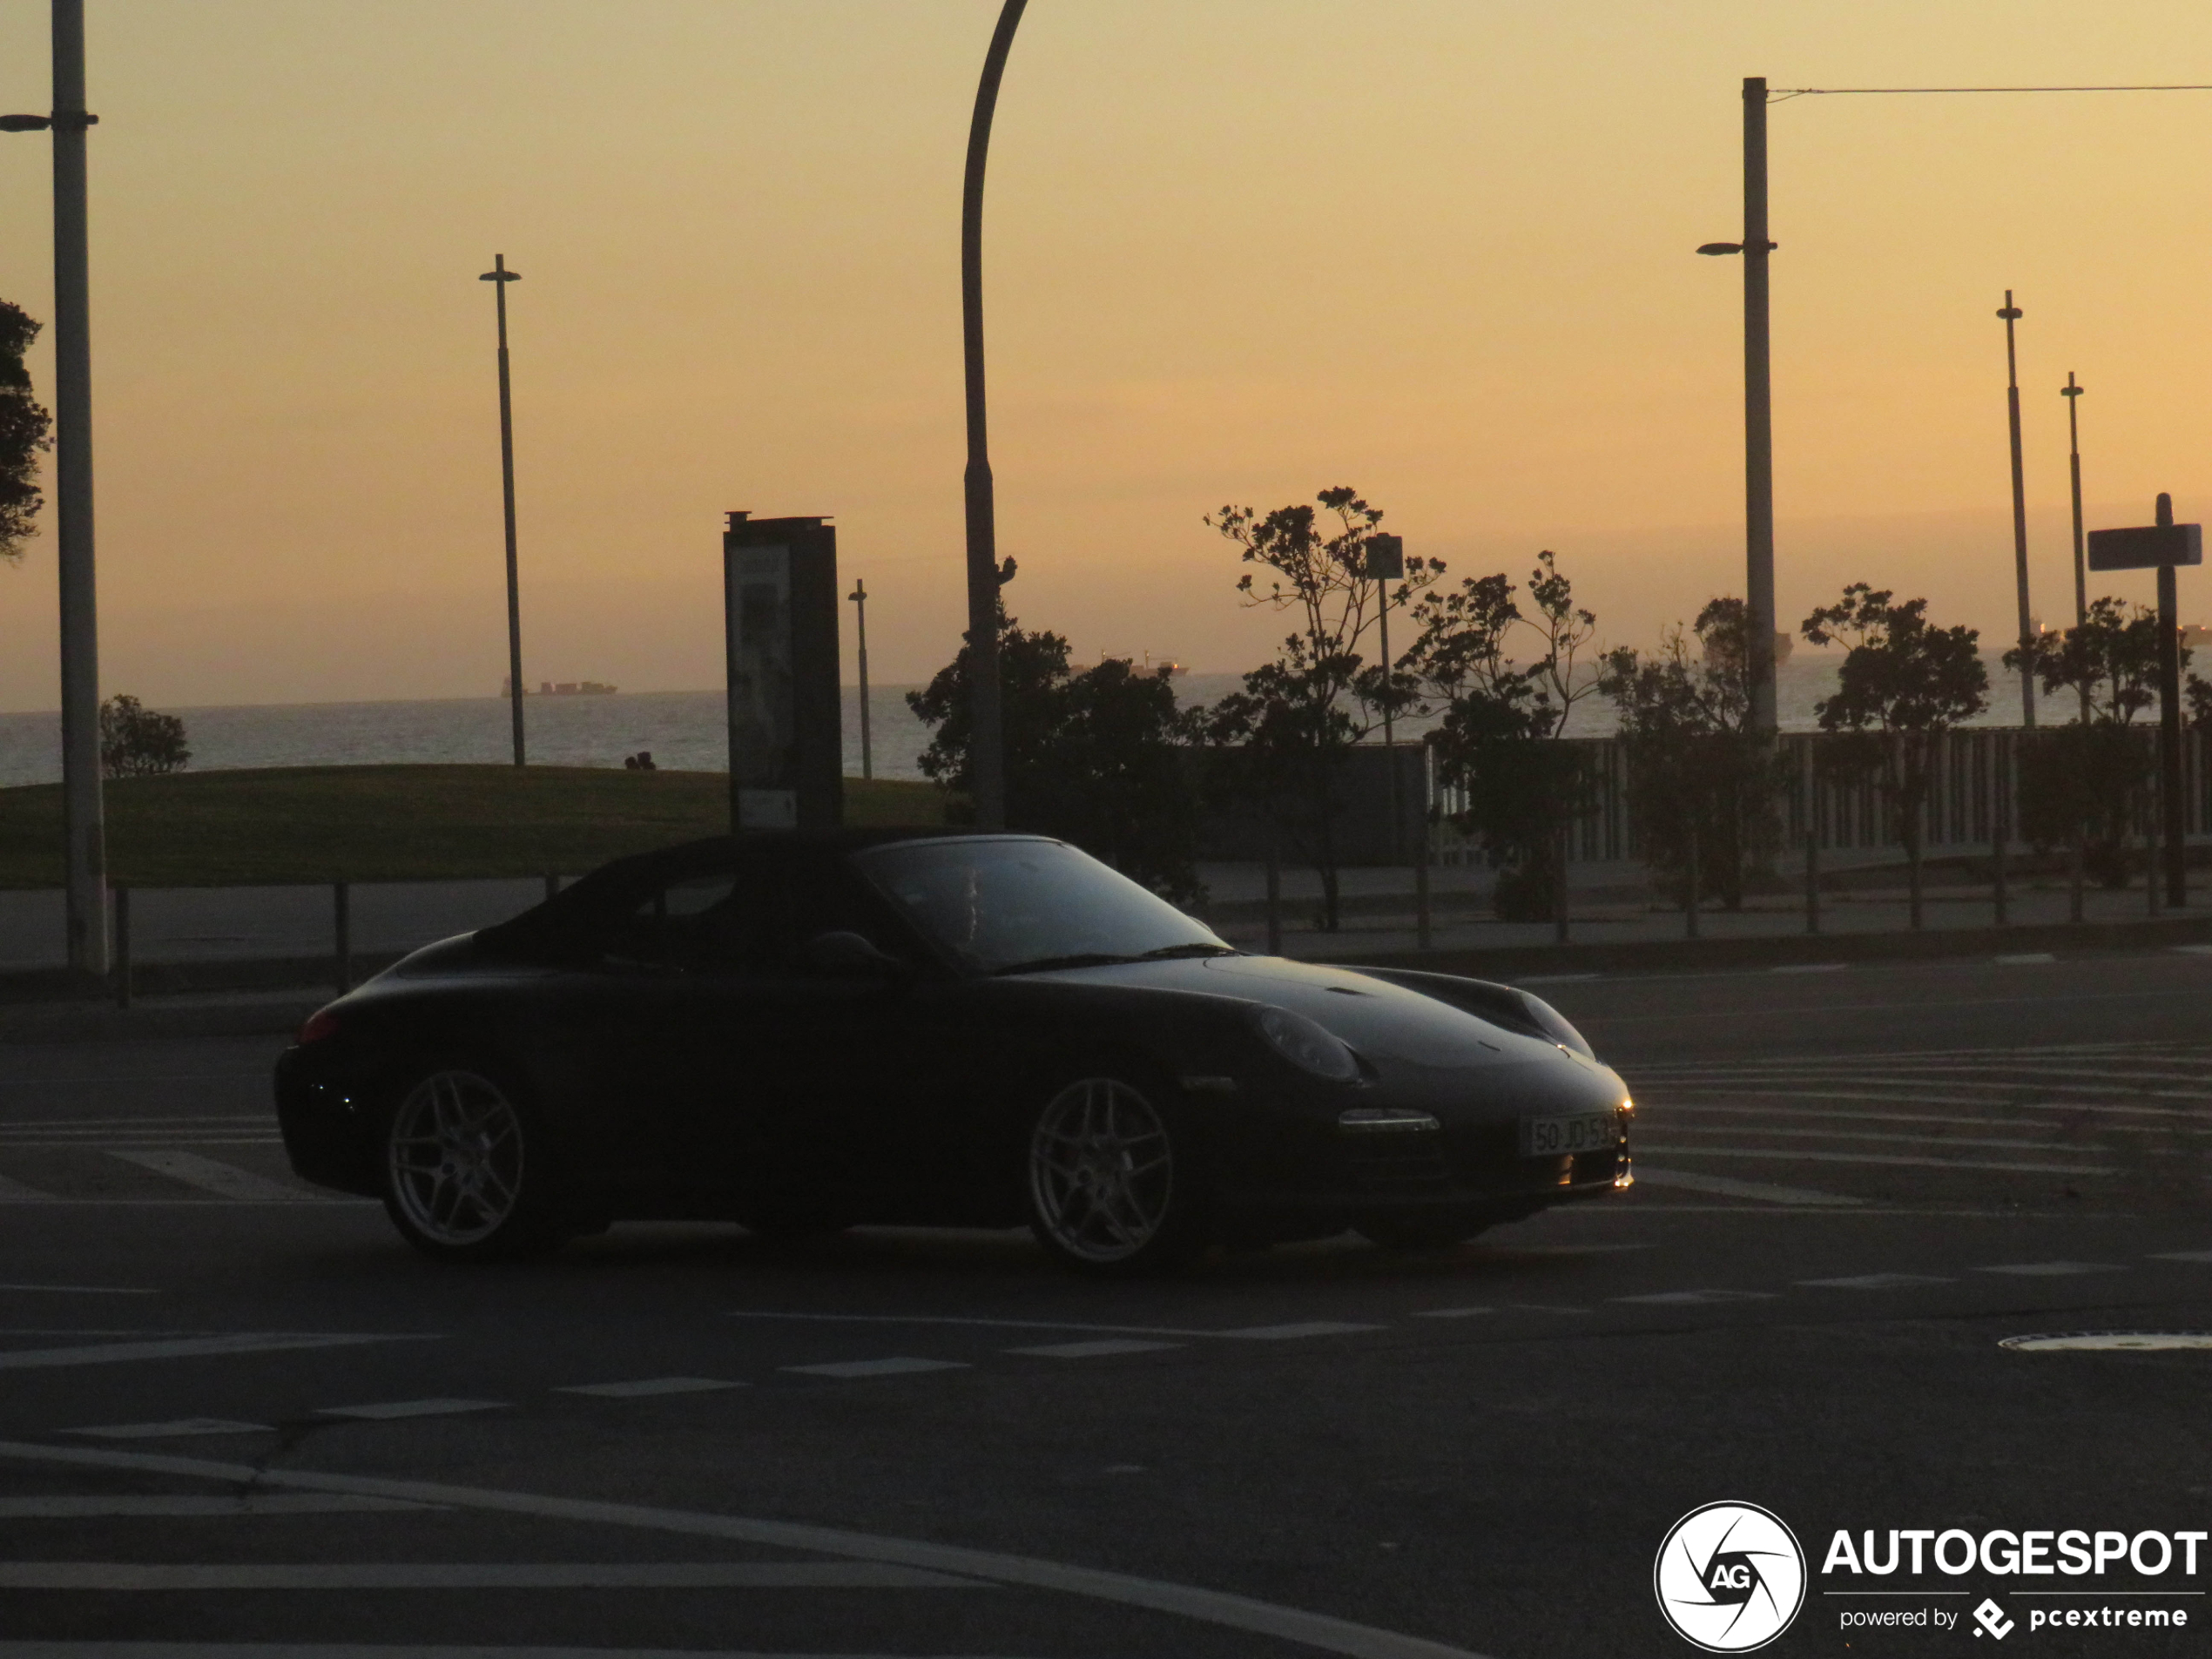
[0,652,2037,791]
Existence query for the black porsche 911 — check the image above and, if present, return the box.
[275,831,1634,1273]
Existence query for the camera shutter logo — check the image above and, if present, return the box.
[1654,1501,1806,1651]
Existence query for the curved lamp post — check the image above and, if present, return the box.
[961,0,1028,830]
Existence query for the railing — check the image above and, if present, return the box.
[1432,726,2212,867]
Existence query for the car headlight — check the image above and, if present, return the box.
[1255,1007,1361,1082]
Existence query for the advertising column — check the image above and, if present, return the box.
[723,513,843,834]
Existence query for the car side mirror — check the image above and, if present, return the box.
[798,930,911,981]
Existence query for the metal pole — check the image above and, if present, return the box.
[2064,373,2088,721]
[2000,292,2036,728]
[51,0,105,978]
[1264,834,1283,957]
[334,880,352,994]
[849,577,873,780]
[1378,575,1400,859]
[960,0,1027,831]
[1684,823,1701,939]
[1742,77,1777,739]
[482,254,525,765]
[2156,492,2186,907]
[1804,829,1819,934]
[111,881,129,1008]
[1414,806,1432,951]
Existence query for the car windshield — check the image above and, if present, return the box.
[853,838,1231,975]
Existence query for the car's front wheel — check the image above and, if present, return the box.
[1025,1076,1205,1275]
[381,1064,561,1261]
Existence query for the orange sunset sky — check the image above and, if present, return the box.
[1,0,2209,711]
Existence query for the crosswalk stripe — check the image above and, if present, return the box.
[106,1150,320,1202]
[1634,1143,2119,1176]
[1650,1124,2119,1154]
[0,1333,417,1371]
[1629,1167,1862,1206]
[0,1561,984,1590]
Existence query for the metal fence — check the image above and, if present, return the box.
[1432,726,2212,867]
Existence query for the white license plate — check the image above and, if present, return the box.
[1521,1112,1618,1157]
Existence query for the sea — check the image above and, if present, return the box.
[0,652,2033,790]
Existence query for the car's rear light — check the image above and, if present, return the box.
[297,1008,341,1044]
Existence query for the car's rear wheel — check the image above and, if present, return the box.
[381,1064,561,1261]
[1025,1076,1204,1275]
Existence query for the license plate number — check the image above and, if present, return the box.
[1521,1112,1617,1157]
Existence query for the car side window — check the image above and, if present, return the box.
[600,871,742,969]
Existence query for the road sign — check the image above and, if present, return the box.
[2086,522,2202,570]
[1364,534,1405,580]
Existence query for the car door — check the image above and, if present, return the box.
[661,845,990,1223]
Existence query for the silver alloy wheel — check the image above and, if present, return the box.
[1028,1077,1174,1264]
[387,1069,525,1248]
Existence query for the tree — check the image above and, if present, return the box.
[1200,487,1440,930]
[2005,597,2181,887]
[1799,585,1988,927]
[0,299,52,563]
[1598,597,1783,911]
[98,694,191,777]
[1402,552,1597,921]
[907,591,1207,906]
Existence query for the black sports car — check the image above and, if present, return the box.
[276,831,1634,1273]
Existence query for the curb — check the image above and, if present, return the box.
[0,990,327,1045]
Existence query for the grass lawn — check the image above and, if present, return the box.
[0,765,951,888]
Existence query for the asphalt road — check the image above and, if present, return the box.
[3,946,2211,1659]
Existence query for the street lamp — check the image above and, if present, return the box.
[480,254,525,765]
[959,0,1028,830]
[1997,293,2035,727]
[1694,76,1780,739]
[848,576,873,781]
[4,0,106,978]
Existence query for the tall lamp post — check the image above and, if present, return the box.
[3,0,105,977]
[848,577,873,781]
[1696,74,1778,739]
[1998,292,2035,727]
[959,0,1027,830]
[2062,372,2088,719]
[480,254,525,765]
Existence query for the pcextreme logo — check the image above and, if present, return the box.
[1655,1501,1808,1652]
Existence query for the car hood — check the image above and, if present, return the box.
[1034,954,1584,1071]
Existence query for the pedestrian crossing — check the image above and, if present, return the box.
[1631,1041,2212,1202]
[0,1114,335,1204]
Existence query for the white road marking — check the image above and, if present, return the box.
[1221,1322,1385,1340]
[1633,1144,2119,1176]
[106,1150,320,1203]
[1411,1308,1494,1319]
[1630,1166,1862,1206]
[1611,1290,1777,1306]
[0,1562,981,1590]
[0,1284,158,1296]
[1770,962,1848,974]
[730,1309,1215,1338]
[2148,1251,2212,1264]
[316,1399,504,1420]
[1514,973,1599,983]
[1797,1273,1955,1291]
[0,1494,427,1517]
[1976,1262,2127,1277]
[0,1332,415,1372]
[2172,944,2212,954]
[1661,1099,2211,1130]
[557,1377,744,1398]
[0,1175,59,1204]
[1995,953,2058,965]
[1506,1304,1589,1314]
[782,1358,968,1379]
[0,1648,1023,1659]
[66,1420,273,1440]
[0,1439,1499,1659]
[1651,1123,2104,1154]
[1003,1339,1181,1359]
